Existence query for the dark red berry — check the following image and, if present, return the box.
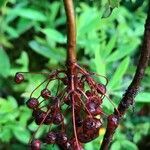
[86,101,97,114]
[31,139,41,150]
[86,101,102,115]
[32,109,42,117]
[94,118,102,129]
[14,73,24,84]
[82,117,101,137]
[44,114,53,125]
[61,141,71,150]
[79,131,99,143]
[45,132,56,144]
[35,111,46,125]
[75,116,83,127]
[96,83,106,94]
[85,90,93,97]
[88,96,102,105]
[41,89,51,99]
[26,98,39,109]
[78,132,91,143]
[83,117,96,130]
[53,112,64,125]
[108,115,118,130]
[56,132,68,145]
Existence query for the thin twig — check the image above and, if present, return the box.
[100,4,150,150]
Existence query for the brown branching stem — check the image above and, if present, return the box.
[63,0,80,149]
[100,4,150,150]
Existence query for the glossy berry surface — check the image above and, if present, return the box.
[96,83,106,94]
[26,98,39,109]
[44,114,53,124]
[35,111,46,125]
[41,89,51,99]
[56,132,68,145]
[108,115,118,130]
[30,139,41,150]
[61,141,71,150]
[14,73,24,84]
[75,116,83,127]
[45,132,56,144]
[83,117,96,130]
[78,132,92,143]
[16,64,109,149]
[94,118,102,129]
[53,112,64,124]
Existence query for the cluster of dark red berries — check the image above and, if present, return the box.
[14,66,111,150]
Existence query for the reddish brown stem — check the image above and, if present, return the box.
[63,0,80,149]
[63,0,77,66]
[100,4,150,150]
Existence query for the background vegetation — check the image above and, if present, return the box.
[0,0,149,149]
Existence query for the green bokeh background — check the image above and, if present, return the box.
[0,0,150,150]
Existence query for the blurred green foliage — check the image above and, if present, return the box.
[0,0,150,150]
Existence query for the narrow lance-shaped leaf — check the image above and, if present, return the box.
[108,57,130,90]
[94,47,106,82]
[9,8,46,21]
[0,47,10,77]
[102,0,120,18]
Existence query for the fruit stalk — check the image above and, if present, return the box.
[63,0,77,67]
[63,0,80,149]
[100,3,150,150]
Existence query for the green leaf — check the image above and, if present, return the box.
[0,126,11,142]
[84,142,94,150]
[94,48,106,82]
[5,26,19,38]
[11,51,29,75]
[77,8,100,36]
[13,126,31,144]
[10,8,46,21]
[29,40,53,58]
[41,28,65,43]
[16,18,34,35]
[0,35,13,48]
[108,57,130,90]
[109,0,120,8]
[0,47,10,77]
[133,132,142,143]
[49,2,60,23]
[102,0,120,19]
[102,5,113,18]
[111,141,121,150]
[7,96,18,108]
[29,40,65,61]
[121,140,138,150]
[0,0,8,8]
[16,51,29,70]
[135,92,150,103]
[106,41,137,63]
[19,107,31,126]
[103,35,117,58]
